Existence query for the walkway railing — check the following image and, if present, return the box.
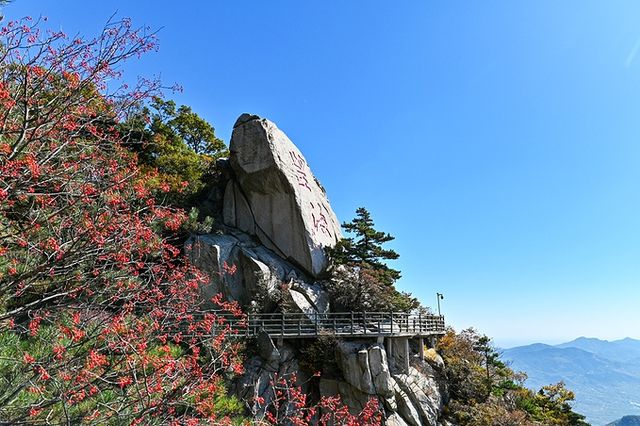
[217,311,445,339]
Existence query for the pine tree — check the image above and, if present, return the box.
[328,208,418,312]
[331,207,401,286]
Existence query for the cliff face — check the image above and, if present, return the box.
[187,114,449,425]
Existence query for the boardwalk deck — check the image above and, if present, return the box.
[217,311,445,339]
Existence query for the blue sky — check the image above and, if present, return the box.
[6,1,640,347]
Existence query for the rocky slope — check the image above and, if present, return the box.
[187,114,449,425]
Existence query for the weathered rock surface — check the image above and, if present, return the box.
[224,114,342,277]
[319,378,372,413]
[233,342,304,419]
[334,341,395,398]
[257,330,280,361]
[424,348,446,370]
[386,413,411,426]
[389,338,411,374]
[329,340,446,425]
[186,231,329,317]
[288,281,329,321]
[335,341,377,395]
[393,379,422,426]
[393,364,446,426]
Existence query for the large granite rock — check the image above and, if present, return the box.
[186,233,278,308]
[224,114,342,277]
[328,341,446,426]
[319,378,373,414]
[335,341,394,398]
[392,379,421,426]
[186,232,330,317]
[393,364,446,426]
[386,413,411,426]
[234,342,304,419]
[288,281,329,321]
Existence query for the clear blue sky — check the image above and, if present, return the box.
[7,1,640,347]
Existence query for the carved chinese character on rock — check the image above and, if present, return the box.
[290,151,312,191]
[310,202,332,238]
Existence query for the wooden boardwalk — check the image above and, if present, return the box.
[218,312,445,339]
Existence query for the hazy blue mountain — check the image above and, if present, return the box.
[557,337,640,364]
[502,338,640,426]
[607,416,640,426]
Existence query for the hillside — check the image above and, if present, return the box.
[503,338,640,425]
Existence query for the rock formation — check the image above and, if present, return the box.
[224,113,342,278]
[187,114,448,425]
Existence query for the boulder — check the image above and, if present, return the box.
[389,338,411,374]
[386,413,410,426]
[392,379,421,426]
[224,114,342,277]
[424,348,445,370]
[368,344,393,397]
[392,365,445,426]
[257,330,279,362]
[233,343,305,419]
[186,232,331,317]
[336,341,375,394]
[187,233,278,307]
[185,233,240,303]
[288,281,330,320]
[336,341,393,398]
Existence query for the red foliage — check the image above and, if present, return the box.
[0,16,245,424]
[254,373,383,426]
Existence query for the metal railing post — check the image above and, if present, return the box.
[350,312,354,335]
[280,312,285,337]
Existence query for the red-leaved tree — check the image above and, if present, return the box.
[0,16,247,424]
[253,373,382,426]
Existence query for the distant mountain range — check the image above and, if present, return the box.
[502,337,640,426]
[607,416,640,426]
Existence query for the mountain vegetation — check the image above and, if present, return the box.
[328,207,419,312]
[439,328,588,425]
[0,16,253,424]
[120,96,228,209]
